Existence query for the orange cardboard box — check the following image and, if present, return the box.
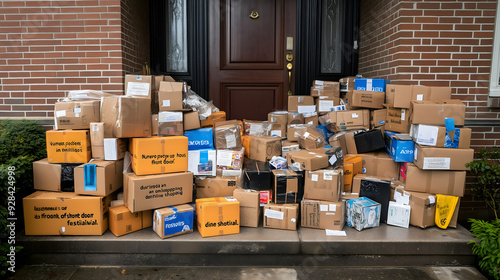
[196,197,240,237]
[130,136,188,175]
[46,130,92,164]
[241,135,253,157]
[343,163,354,192]
[201,111,227,128]
[109,205,152,237]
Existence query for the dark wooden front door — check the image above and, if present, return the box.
[209,0,296,121]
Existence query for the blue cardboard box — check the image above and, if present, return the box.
[153,204,194,239]
[346,197,381,231]
[385,131,414,162]
[184,128,214,150]
[354,78,387,92]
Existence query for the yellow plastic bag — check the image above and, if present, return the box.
[435,194,459,229]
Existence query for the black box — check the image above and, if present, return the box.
[354,129,385,153]
[272,169,304,204]
[359,178,391,223]
[242,158,273,190]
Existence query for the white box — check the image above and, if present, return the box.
[387,201,411,228]
[188,149,216,176]
[104,138,128,161]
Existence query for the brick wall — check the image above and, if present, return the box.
[359,0,499,221]
[0,0,150,119]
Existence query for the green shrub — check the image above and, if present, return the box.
[469,219,500,280]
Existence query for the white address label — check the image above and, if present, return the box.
[265,209,284,220]
[423,157,451,169]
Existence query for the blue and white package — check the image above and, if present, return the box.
[385,131,414,162]
[354,78,387,92]
[184,128,214,150]
[188,149,216,176]
[348,197,381,231]
[153,204,194,239]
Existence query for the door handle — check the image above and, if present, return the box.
[286,54,293,96]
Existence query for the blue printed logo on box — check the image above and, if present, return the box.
[386,134,414,162]
[354,78,387,92]
[184,128,214,150]
[164,207,194,237]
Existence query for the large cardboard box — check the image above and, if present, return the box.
[242,158,272,190]
[249,136,282,162]
[158,81,183,111]
[327,110,370,131]
[104,138,128,161]
[46,130,92,164]
[410,100,466,126]
[196,197,240,237]
[101,97,152,138]
[74,159,124,197]
[200,111,226,128]
[124,74,152,97]
[411,124,471,149]
[188,149,216,176]
[354,78,386,92]
[287,150,329,171]
[385,85,452,109]
[129,136,188,176]
[288,95,315,113]
[109,205,152,237]
[385,106,411,133]
[360,152,400,179]
[401,163,466,196]
[263,203,299,230]
[349,90,385,109]
[123,172,193,213]
[272,169,303,204]
[214,120,242,149]
[54,100,100,130]
[33,159,79,192]
[301,200,345,230]
[233,188,260,228]
[23,191,113,235]
[183,111,201,131]
[414,145,473,171]
[196,175,241,198]
[158,111,184,136]
[304,169,343,202]
[90,122,105,159]
[153,204,194,239]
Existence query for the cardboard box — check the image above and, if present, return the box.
[109,205,152,237]
[196,197,240,237]
[401,163,466,196]
[104,138,128,161]
[349,90,385,109]
[385,85,452,109]
[411,100,466,126]
[90,122,105,159]
[308,146,344,169]
[288,95,315,113]
[123,172,193,213]
[345,155,363,175]
[356,176,392,223]
[385,106,411,133]
[130,136,188,176]
[54,100,100,130]
[216,148,244,176]
[74,159,124,197]
[249,136,282,162]
[152,114,159,136]
[343,156,363,191]
[268,111,289,126]
[304,112,319,126]
[242,158,273,190]
[46,130,92,164]
[263,203,299,230]
[184,128,214,150]
[125,74,152,97]
[288,113,305,124]
[33,159,79,192]
[196,175,241,198]
[354,129,385,153]
[339,77,356,92]
[346,197,381,231]
[281,141,300,159]
[407,190,436,228]
[188,149,216,176]
[200,111,226,128]
[23,191,112,235]
[158,111,183,136]
[242,120,264,135]
[101,97,152,138]
[341,191,359,201]
[267,123,286,138]
[387,201,411,228]
[183,111,201,131]
[272,169,304,204]
[354,78,387,92]
[338,132,357,155]
[326,110,370,131]
[311,80,340,97]
[286,125,300,141]
[158,81,183,111]
[214,120,242,149]
[414,145,473,171]
[242,135,252,157]
[298,127,326,150]
[233,188,260,228]
[301,200,345,230]
[316,97,341,113]
[371,109,386,128]
[304,169,343,202]
[153,204,194,239]
[411,124,471,149]
[287,150,329,171]
[385,132,415,162]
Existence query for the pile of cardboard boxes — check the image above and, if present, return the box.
[24,74,471,238]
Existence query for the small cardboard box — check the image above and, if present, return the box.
[263,203,299,230]
[183,111,201,131]
[216,148,244,176]
[410,100,466,126]
[414,145,473,171]
[200,111,226,128]
[74,159,124,197]
[158,111,184,136]
[129,136,188,176]
[301,200,345,230]
[354,78,387,92]
[407,191,436,228]
[268,123,286,138]
[338,132,357,155]
[23,191,113,235]
[101,97,152,138]
[343,156,363,191]
[152,114,159,136]
[410,124,471,149]
[370,109,386,128]
[104,138,128,161]
[298,127,325,150]
[288,96,315,113]
[287,150,329,171]
[268,111,288,126]
[242,158,273,191]
[124,74,152,97]
[54,100,100,130]
[158,81,183,111]
[33,158,79,192]
[249,136,282,162]
[304,169,343,202]
[90,122,105,159]
[184,128,214,150]
[46,130,92,164]
[288,113,305,124]
[346,197,381,231]
[282,141,300,159]
[109,205,152,237]
[308,146,344,169]
[385,132,415,162]
[153,204,194,239]
[188,149,216,176]
[387,201,411,228]
[359,152,400,179]
[287,125,300,141]
[123,172,193,213]
[196,197,240,237]
[311,80,340,98]
[196,175,241,198]
[272,169,303,204]
[400,163,466,196]
[233,188,260,228]
[214,120,242,149]
[385,106,411,133]
[354,129,385,153]
[243,120,264,135]
[349,90,385,109]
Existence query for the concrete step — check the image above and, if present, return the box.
[18,224,476,267]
